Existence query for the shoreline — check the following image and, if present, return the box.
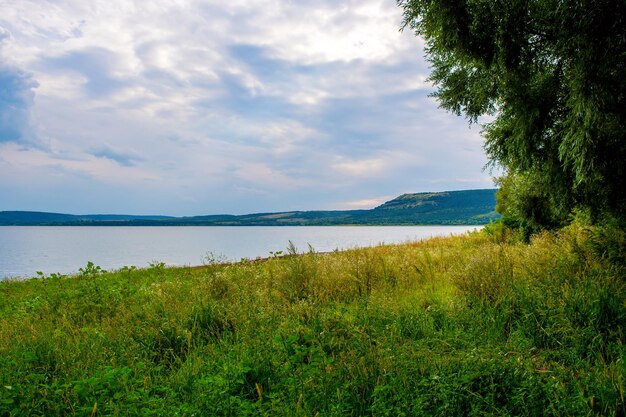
[1,226,484,280]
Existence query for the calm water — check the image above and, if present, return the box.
[0,225,480,279]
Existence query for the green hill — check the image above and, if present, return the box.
[0,211,173,225]
[0,189,499,226]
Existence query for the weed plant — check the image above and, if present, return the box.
[0,225,624,416]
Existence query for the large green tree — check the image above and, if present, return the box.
[399,0,626,226]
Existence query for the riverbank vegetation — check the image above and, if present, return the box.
[1,224,624,416]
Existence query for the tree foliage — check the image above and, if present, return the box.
[399,0,626,226]
[495,171,565,239]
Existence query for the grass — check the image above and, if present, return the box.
[0,225,624,416]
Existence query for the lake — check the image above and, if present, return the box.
[0,225,481,279]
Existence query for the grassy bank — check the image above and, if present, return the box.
[1,226,624,416]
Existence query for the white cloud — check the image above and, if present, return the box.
[234,163,304,190]
[332,157,388,177]
[331,149,419,179]
[340,197,391,209]
[252,120,323,155]
[0,142,158,184]
[0,0,494,215]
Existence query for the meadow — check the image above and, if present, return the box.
[0,225,624,416]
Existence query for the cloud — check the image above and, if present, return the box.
[0,67,37,143]
[0,1,495,215]
[45,48,129,98]
[216,0,410,65]
[332,156,388,177]
[234,162,313,190]
[0,26,10,43]
[340,197,391,209]
[0,27,38,144]
[90,144,143,167]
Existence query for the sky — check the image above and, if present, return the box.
[0,0,495,216]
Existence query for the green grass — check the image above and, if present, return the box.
[1,226,624,416]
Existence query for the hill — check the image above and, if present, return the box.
[0,211,173,225]
[0,189,499,226]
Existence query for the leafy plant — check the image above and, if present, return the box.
[78,261,106,277]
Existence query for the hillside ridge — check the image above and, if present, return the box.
[0,189,499,226]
